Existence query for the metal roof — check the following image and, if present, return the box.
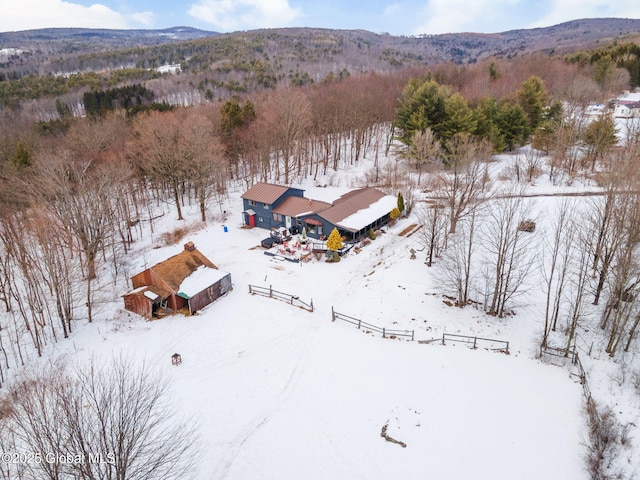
[319,187,388,225]
[273,196,332,217]
[241,182,295,204]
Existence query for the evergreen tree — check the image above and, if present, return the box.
[517,76,548,131]
[397,192,405,213]
[11,141,32,171]
[495,102,531,151]
[394,78,450,145]
[583,113,618,169]
[326,227,343,252]
[440,93,477,139]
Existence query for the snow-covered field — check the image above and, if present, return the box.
[28,147,622,479]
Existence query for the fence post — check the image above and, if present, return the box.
[357,319,361,329]
[249,284,252,294]
[311,299,314,312]
[269,285,273,297]
[411,330,414,341]
[383,327,386,338]
[505,341,509,354]
[331,306,335,321]
[473,337,477,349]
[442,333,445,345]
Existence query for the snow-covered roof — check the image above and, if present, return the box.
[178,266,229,299]
[143,290,159,301]
[336,195,397,231]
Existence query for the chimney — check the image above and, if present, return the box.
[184,241,195,252]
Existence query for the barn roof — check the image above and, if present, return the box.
[241,182,296,204]
[319,187,394,230]
[273,196,332,217]
[150,248,217,292]
[178,266,230,299]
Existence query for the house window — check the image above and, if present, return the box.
[263,203,269,210]
[296,218,302,226]
[308,224,324,236]
[273,213,283,222]
[248,200,256,207]
[258,217,264,223]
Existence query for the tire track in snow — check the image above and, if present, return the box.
[213,319,320,479]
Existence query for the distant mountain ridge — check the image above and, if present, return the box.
[0,26,218,48]
[2,17,639,59]
[1,17,640,108]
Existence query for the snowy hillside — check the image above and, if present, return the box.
[30,146,634,479]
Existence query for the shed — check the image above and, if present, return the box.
[123,242,232,319]
[177,266,232,314]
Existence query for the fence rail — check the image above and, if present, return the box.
[441,333,510,353]
[248,284,314,312]
[331,307,414,340]
[539,344,578,364]
[540,345,591,404]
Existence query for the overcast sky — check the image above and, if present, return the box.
[1,0,640,35]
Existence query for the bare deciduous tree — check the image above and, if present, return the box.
[0,356,197,480]
[432,134,491,234]
[257,88,312,184]
[408,128,441,185]
[416,201,448,267]
[437,208,480,306]
[481,190,537,317]
[541,199,578,347]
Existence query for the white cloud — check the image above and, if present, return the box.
[413,0,506,35]
[413,0,640,36]
[384,2,402,16]
[129,11,156,27]
[188,0,302,31]
[529,0,640,29]
[0,0,152,32]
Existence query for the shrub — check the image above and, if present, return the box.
[368,228,376,240]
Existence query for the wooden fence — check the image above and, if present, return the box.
[539,344,578,365]
[441,333,510,353]
[248,284,314,312]
[540,345,591,404]
[331,307,414,340]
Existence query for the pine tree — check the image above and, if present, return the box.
[397,192,405,213]
[11,141,32,171]
[326,227,343,251]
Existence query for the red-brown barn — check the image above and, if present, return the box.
[123,242,232,319]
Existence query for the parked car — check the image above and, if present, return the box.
[261,237,277,248]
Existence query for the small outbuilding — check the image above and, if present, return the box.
[123,242,232,319]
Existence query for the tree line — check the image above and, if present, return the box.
[0,38,638,480]
[0,49,633,385]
